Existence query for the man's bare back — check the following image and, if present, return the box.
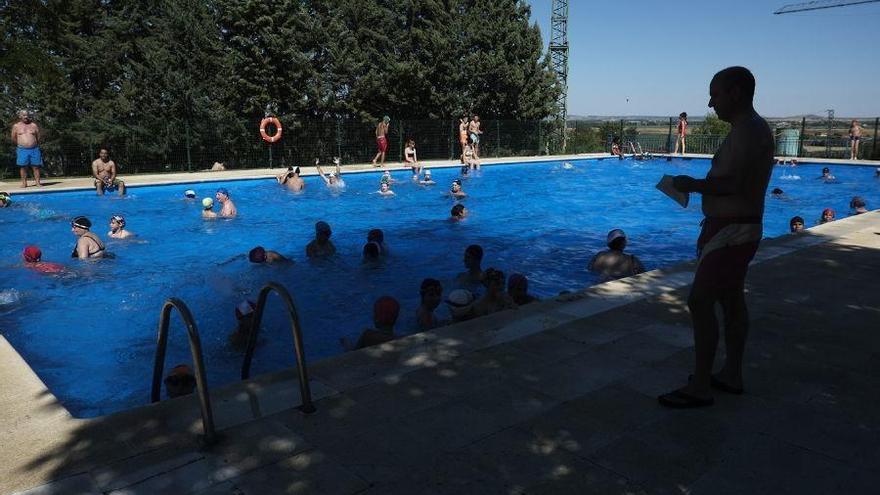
[375,122,389,138]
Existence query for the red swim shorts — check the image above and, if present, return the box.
[376,136,388,153]
[692,217,761,292]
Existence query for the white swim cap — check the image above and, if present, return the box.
[184,189,196,198]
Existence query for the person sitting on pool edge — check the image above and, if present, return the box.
[0,191,12,208]
[70,216,106,259]
[229,300,257,351]
[789,216,805,234]
[164,364,196,398]
[249,246,289,264]
[22,245,66,274]
[450,204,467,221]
[450,179,466,199]
[419,169,435,185]
[455,244,484,287]
[445,288,476,322]
[508,273,538,306]
[819,208,835,224]
[472,268,517,317]
[306,221,337,258]
[850,196,868,215]
[215,188,237,217]
[108,215,135,239]
[91,148,127,196]
[353,296,401,349]
[587,229,646,282]
[201,197,218,219]
[417,278,444,330]
[367,228,388,254]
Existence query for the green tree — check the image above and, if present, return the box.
[692,112,731,136]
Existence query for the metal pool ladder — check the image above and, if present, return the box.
[151,297,217,445]
[241,282,316,414]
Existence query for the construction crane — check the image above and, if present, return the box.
[549,0,569,150]
[774,0,880,14]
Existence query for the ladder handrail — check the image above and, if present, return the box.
[241,282,316,414]
[150,297,217,445]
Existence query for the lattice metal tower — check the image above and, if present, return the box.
[549,0,569,149]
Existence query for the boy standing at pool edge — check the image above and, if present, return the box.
[659,66,774,409]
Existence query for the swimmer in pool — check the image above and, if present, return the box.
[228,301,257,351]
[367,229,388,254]
[508,273,538,305]
[249,246,289,264]
[587,229,646,282]
[184,189,197,199]
[377,182,395,196]
[472,268,518,316]
[455,244,484,287]
[416,278,444,330]
[0,191,11,208]
[819,208,835,224]
[306,220,337,258]
[875,167,880,178]
[450,203,467,220]
[278,166,305,192]
[789,216,805,233]
[201,197,218,219]
[850,196,868,214]
[164,364,196,398]
[450,179,466,199]
[22,245,66,274]
[380,170,396,185]
[445,288,476,322]
[819,167,835,181]
[362,241,381,262]
[770,187,784,198]
[70,216,106,259]
[108,215,135,239]
[348,296,400,350]
[419,170,435,185]
[316,158,345,188]
[215,188,237,217]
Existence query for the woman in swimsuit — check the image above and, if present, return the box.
[404,139,420,177]
[70,216,106,259]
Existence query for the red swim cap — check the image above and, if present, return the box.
[23,245,42,263]
[373,296,400,327]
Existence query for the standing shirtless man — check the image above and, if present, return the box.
[91,149,126,196]
[658,67,774,409]
[468,115,482,158]
[372,116,391,167]
[10,110,42,188]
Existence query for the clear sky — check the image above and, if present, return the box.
[527,0,880,118]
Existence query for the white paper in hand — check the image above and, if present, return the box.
[656,175,689,208]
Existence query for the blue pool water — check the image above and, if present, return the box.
[1,158,877,417]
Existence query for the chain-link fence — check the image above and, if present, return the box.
[568,116,880,160]
[2,119,553,178]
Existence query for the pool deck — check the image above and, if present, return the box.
[2,208,878,494]
[2,152,878,195]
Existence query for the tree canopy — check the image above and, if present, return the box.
[2,0,561,157]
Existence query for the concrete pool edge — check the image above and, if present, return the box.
[4,152,878,195]
[2,211,877,494]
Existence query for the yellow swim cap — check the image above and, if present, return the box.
[202,197,213,208]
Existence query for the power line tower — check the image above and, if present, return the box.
[549,0,569,151]
[774,0,880,14]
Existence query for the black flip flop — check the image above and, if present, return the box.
[688,374,745,395]
[657,390,714,409]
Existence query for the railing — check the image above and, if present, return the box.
[241,282,315,414]
[151,298,217,445]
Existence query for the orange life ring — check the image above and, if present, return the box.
[259,117,283,143]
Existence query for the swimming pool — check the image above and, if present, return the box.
[1,157,877,417]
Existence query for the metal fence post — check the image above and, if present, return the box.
[185,125,192,172]
[336,118,342,160]
[496,120,501,157]
[872,117,878,160]
[798,117,806,158]
[398,120,404,162]
[666,117,673,153]
[537,121,543,155]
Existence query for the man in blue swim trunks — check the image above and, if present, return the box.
[10,110,42,188]
[91,149,126,196]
